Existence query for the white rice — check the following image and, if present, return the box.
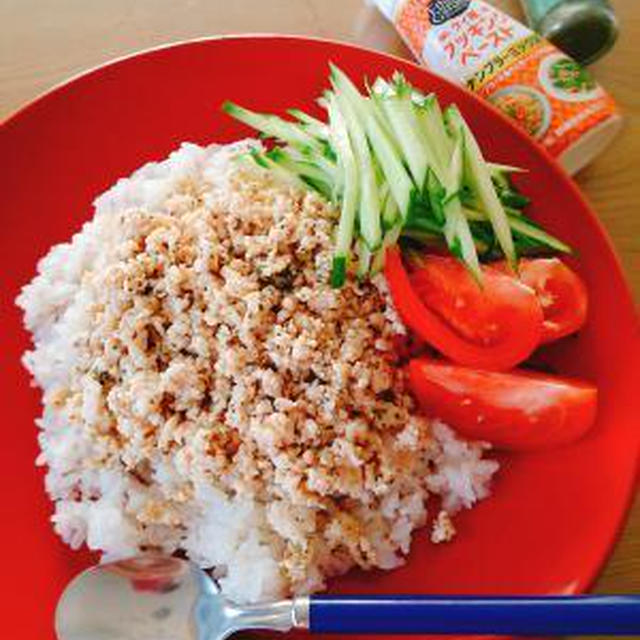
[16,141,498,603]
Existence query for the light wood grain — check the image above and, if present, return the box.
[1,1,638,638]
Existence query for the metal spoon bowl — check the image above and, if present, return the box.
[56,555,308,640]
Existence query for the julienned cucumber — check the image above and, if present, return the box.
[509,216,572,254]
[442,137,481,281]
[287,108,330,140]
[223,66,570,287]
[332,84,382,251]
[326,92,359,288]
[222,102,322,154]
[446,105,517,270]
[374,75,444,189]
[329,65,416,223]
[247,148,307,190]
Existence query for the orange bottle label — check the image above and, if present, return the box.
[383,0,619,166]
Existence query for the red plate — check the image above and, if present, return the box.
[1,36,638,640]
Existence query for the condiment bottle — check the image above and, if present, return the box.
[373,0,622,174]
[519,0,619,65]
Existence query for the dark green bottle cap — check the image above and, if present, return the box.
[543,3,618,64]
[522,0,619,65]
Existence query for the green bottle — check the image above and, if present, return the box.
[519,0,619,65]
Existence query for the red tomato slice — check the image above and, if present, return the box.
[408,359,598,451]
[384,249,543,371]
[492,258,588,343]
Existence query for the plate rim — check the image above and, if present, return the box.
[2,33,638,597]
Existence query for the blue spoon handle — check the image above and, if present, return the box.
[308,595,640,635]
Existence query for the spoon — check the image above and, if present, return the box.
[56,555,640,638]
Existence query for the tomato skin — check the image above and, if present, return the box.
[492,258,588,343]
[384,249,543,371]
[408,359,598,451]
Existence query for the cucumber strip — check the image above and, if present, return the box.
[491,171,511,193]
[405,190,436,229]
[371,76,391,96]
[442,130,464,194]
[442,196,463,248]
[461,205,486,222]
[400,228,442,245]
[402,216,442,235]
[488,162,527,175]
[374,153,386,190]
[401,232,493,261]
[369,77,403,144]
[464,205,571,253]
[437,134,480,278]
[378,94,428,186]
[425,169,446,224]
[370,98,405,161]
[378,182,390,226]
[287,108,329,140]
[356,77,404,177]
[376,73,445,186]
[297,120,329,141]
[414,94,453,171]
[378,88,444,189]
[443,139,463,249]
[463,195,525,218]
[453,207,482,281]
[446,105,517,269]
[326,92,359,288]
[301,177,333,200]
[378,180,389,204]
[371,223,402,274]
[467,228,493,255]
[409,87,437,107]
[441,138,481,279]
[248,149,308,190]
[356,238,373,280]
[499,190,531,209]
[333,89,382,250]
[288,147,338,184]
[379,179,402,230]
[266,148,331,183]
[509,216,572,254]
[222,102,323,153]
[415,97,463,254]
[293,160,334,188]
[505,205,525,217]
[330,64,415,220]
[382,190,400,229]
[265,148,334,199]
[408,87,429,102]
[331,257,347,288]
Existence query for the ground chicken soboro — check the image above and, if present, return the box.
[17,142,498,602]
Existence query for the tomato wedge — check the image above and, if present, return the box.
[493,258,588,343]
[408,359,598,451]
[384,249,543,370]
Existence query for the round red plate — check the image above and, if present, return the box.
[1,36,638,640]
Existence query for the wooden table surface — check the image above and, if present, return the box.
[1,1,637,637]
